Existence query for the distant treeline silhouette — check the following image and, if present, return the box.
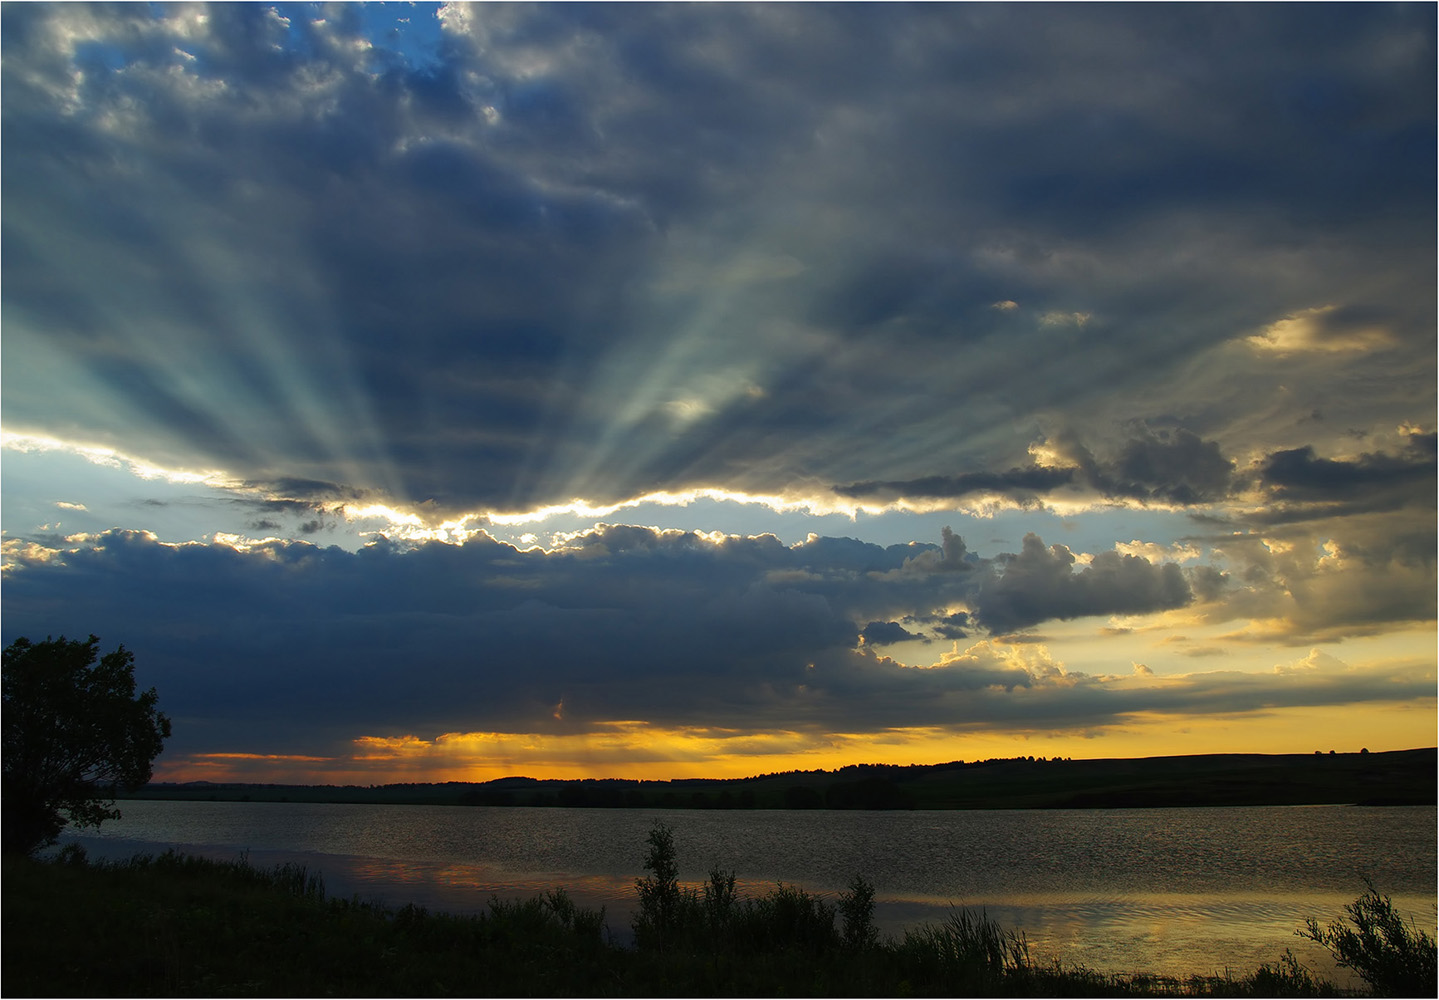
[125,748,1437,811]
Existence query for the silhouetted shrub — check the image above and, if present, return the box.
[7,841,1377,997]
[897,907,1030,992]
[737,882,839,955]
[632,821,685,950]
[1299,881,1436,996]
[838,875,878,950]
[702,864,737,929]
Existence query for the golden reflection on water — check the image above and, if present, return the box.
[72,800,1436,986]
[334,854,1430,987]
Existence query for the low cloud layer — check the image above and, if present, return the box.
[3,524,1430,762]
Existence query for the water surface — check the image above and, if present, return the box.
[60,801,1435,984]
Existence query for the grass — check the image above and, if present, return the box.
[3,829,1431,997]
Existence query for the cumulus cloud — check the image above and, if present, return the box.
[1274,649,1349,675]
[971,533,1192,633]
[1183,510,1436,642]
[1,523,1218,748]
[3,523,1430,762]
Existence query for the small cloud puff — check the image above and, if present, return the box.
[1039,311,1092,328]
[1274,649,1348,675]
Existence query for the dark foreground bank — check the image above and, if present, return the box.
[4,831,1434,998]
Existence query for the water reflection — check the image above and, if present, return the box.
[60,801,1435,983]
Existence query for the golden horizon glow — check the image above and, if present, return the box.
[152,697,1436,786]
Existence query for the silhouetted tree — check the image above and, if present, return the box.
[633,822,682,950]
[783,785,823,809]
[2,635,170,855]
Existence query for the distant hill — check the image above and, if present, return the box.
[127,748,1436,811]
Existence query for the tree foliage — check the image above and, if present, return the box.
[2,635,171,855]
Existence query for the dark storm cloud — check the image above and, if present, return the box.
[0,524,1210,750]
[834,466,1076,504]
[860,621,918,646]
[3,4,1432,514]
[970,534,1192,634]
[835,427,1237,507]
[924,611,972,641]
[1259,434,1436,502]
[1106,430,1236,505]
[3,525,1427,755]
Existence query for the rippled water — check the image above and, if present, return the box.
[59,801,1435,983]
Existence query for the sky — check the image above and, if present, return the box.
[2,2,1435,785]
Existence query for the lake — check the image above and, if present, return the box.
[57,800,1435,985]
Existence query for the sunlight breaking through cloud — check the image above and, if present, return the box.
[2,3,1432,781]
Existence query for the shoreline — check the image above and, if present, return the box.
[128,747,1438,811]
[5,848,1396,996]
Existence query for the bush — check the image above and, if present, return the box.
[737,882,839,955]
[1298,881,1436,997]
[838,875,878,951]
[702,864,737,929]
[632,821,687,951]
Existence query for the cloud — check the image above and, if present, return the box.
[1245,305,1394,356]
[1105,429,1236,504]
[2,4,1432,521]
[971,533,1192,633]
[907,610,972,641]
[1039,311,1092,328]
[2,5,1433,771]
[1115,540,1201,564]
[1274,649,1349,675]
[1185,510,1436,642]
[0,523,1216,745]
[860,620,918,646]
[1257,435,1435,506]
[4,523,1430,764]
[834,466,1076,504]
[836,426,1237,508]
